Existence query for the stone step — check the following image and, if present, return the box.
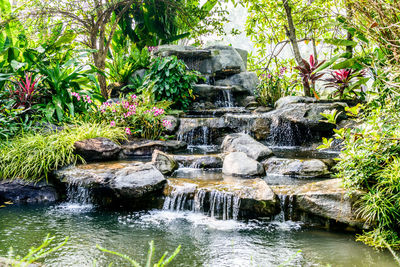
[181,107,250,118]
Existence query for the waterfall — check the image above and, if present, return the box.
[274,194,295,222]
[66,184,92,204]
[215,89,235,108]
[269,118,312,146]
[163,186,241,220]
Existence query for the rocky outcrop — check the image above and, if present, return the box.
[55,162,166,207]
[221,133,272,161]
[264,157,330,178]
[271,179,368,229]
[215,72,259,94]
[165,177,280,218]
[120,140,186,158]
[151,150,178,175]
[0,180,59,203]
[222,152,265,177]
[174,154,223,169]
[74,137,121,162]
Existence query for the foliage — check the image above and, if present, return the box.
[0,123,126,182]
[8,72,42,108]
[255,67,298,106]
[6,234,68,267]
[91,94,171,140]
[319,104,400,248]
[324,69,368,100]
[141,56,200,110]
[294,55,325,98]
[97,240,181,267]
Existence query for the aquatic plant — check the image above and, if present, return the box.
[97,240,181,267]
[0,123,126,182]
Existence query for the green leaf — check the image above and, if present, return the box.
[10,60,27,72]
[324,38,358,47]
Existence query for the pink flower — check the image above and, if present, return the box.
[162,120,172,128]
[131,94,137,100]
[110,121,116,127]
[125,128,131,135]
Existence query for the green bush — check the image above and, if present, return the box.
[0,123,126,182]
[323,104,400,248]
[141,56,200,109]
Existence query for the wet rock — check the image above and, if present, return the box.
[152,150,178,175]
[55,162,166,207]
[215,72,259,94]
[165,177,280,218]
[74,137,121,162]
[295,179,366,229]
[163,115,180,134]
[120,140,187,158]
[264,157,330,178]
[0,180,59,203]
[177,117,229,145]
[174,154,223,169]
[221,133,273,161]
[222,152,265,177]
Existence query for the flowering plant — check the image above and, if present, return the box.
[324,69,368,100]
[10,72,42,109]
[92,94,172,139]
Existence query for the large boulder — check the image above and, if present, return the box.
[264,157,330,178]
[221,133,273,161]
[0,180,59,204]
[222,152,265,177]
[215,72,259,94]
[165,177,280,218]
[120,140,186,158]
[74,137,121,162]
[274,96,316,109]
[151,150,178,175]
[55,162,166,207]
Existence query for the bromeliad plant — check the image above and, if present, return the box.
[9,73,42,109]
[92,94,172,140]
[324,69,369,100]
[294,55,325,98]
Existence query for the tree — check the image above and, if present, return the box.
[243,0,339,96]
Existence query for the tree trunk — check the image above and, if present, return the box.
[346,1,354,57]
[282,0,310,96]
[93,52,109,99]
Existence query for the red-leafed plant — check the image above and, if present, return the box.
[11,73,41,109]
[294,55,326,98]
[324,69,367,100]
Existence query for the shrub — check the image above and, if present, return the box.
[324,69,368,100]
[320,104,400,248]
[141,56,200,109]
[91,94,171,140]
[0,123,126,182]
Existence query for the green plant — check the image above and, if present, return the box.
[141,56,200,109]
[294,55,326,99]
[255,67,298,106]
[97,240,181,267]
[0,122,126,182]
[324,69,369,100]
[318,104,400,249]
[91,94,171,140]
[6,234,68,267]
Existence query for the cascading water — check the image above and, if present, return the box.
[163,184,241,220]
[274,194,295,222]
[66,184,92,205]
[215,89,235,108]
[269,118,312,146]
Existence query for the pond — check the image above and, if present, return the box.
[0,203,397,267]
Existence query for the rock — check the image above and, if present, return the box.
[264,157,330,178]
[235,48,248,70]
[165,177,280,218]
[275,96,316,109]
[177,117,229,145]
[174,154,223,169]
[253,106,273,113]
[221,133,273,161]
[120,140,187,158]
[151,150,178,175]
[192,84,252,108]
[206,45,246,76]
[163,115,180,134]
[74,137,121,162]
[0,180,59,203]
[215,72,259,94]
[132,69,147,80]
[222,152,265,177]
[294,179,366,229]
[55,162,166,207]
